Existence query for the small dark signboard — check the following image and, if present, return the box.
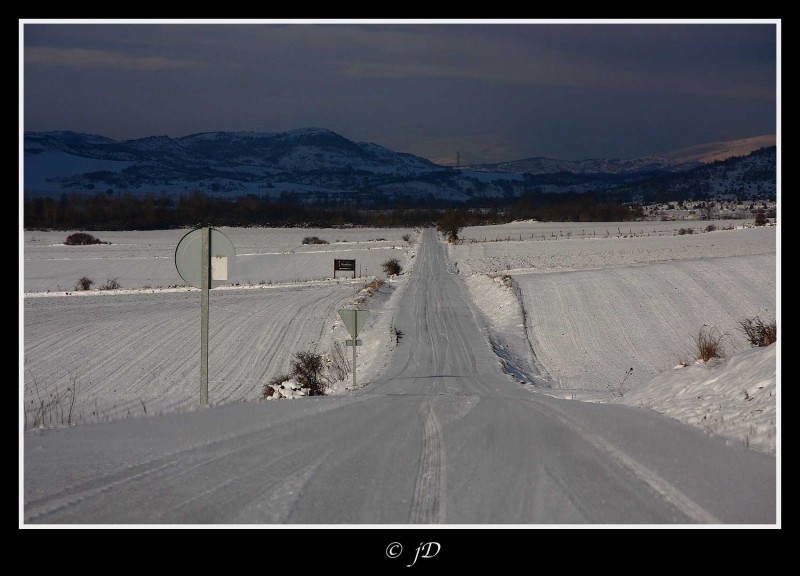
[334,259,356,278]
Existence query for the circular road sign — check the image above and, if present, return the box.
[175,227,236,289]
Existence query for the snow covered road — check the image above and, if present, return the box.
[24,229,775,524]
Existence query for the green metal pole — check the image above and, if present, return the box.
[200,226,210,405]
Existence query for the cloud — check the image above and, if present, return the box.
[25,47,203,71]
[332,25,775,100]
[22,24,776,162]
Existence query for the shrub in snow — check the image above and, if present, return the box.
[754,212,768,226]
[608,367,633,398]
[323,342,350,385]
[99,276,121,290]
[382,258,402,276]
[65,232,103,245]
[266,345,353,399]
[402,233,411,242]
[738,316,777,347]
[302,236,328,245]
[364,279,385,293]
[291,351,325,396]
[391,325,404,344]
[695,326,724,362]
[74,276,94,291]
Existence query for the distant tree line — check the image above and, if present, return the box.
[509,191,643,222]
[23,190,644,231]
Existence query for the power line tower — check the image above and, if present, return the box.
[456,150,461,168]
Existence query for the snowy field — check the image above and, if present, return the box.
[23,227,415,292]
[23,227,417,426]
[515,254,775,391]
[458,219,758,242]
[455,221,774,276]
[23,222,778,452]
[453,224,777,451]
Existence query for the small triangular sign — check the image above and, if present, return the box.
[339,309,370,338]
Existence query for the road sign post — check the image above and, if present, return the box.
[176,227,236,406]
[200,227,210,404]
[338,309,369,389]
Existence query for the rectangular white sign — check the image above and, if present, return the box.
[212,256,228,281]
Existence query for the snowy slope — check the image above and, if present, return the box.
[454,223,776,452]
[514,254,775,392]
[619,344,776,452]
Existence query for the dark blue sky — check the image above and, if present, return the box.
[23,22,777,164]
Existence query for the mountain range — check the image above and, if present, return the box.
[460,135,776,175]
[24,129,776,203]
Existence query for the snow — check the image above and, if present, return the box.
[459,219,748,241]
[25,222,777,457]
[619,344,776,452]
[23,284,353,424]
[464,273,546,385]
[267,378,308,399]
[328,263,416,395]
[23,229,776,524]
[23,228,419,425]
[513,254,775,392]
[23,227,416,292]
[455,221,772,277]
[455,223,776,452]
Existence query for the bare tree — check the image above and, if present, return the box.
[437,210,467,243]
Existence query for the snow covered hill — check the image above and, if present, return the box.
[463,155,680,175]
[629,146,776,199]
[663,134,776,164]
[462,134,776,175]
[23,129,448,199]
[24,130,776,202]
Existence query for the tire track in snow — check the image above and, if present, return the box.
[25,396,374,523]
[230,456,327,523]
[519,397,721,523]
[409,398,445,523]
